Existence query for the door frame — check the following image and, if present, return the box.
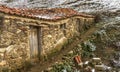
[37,26,42,60]
[29,26,42,60]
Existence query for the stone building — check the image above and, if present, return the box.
[0,5,94,71]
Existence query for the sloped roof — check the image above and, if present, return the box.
[0,5,94,21]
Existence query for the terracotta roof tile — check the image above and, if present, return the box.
[0,5,94,21]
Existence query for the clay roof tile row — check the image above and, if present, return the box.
[0,5,94,21]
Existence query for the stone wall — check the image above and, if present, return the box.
[42,24,65,55]
[74,17,94,34]
[0,18,30,71]
[41,18,80,56]
[0,15,94,71]
[66,18,79,38]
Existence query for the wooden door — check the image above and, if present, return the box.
[30,26,41,59]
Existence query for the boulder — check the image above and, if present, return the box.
[110,59,120,68]
[95,64,111,71]
[68,50,73,55]
[54,37,68,51]
[92,58,102,65]
[0,60,7,66]
[0,48,6,53]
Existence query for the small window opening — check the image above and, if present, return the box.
[60,23,66,36]
[60,23,66,29]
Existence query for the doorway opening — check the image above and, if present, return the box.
[29,26,42,60]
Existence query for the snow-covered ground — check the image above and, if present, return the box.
[0,0,120,9]
[0,0,120,17]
